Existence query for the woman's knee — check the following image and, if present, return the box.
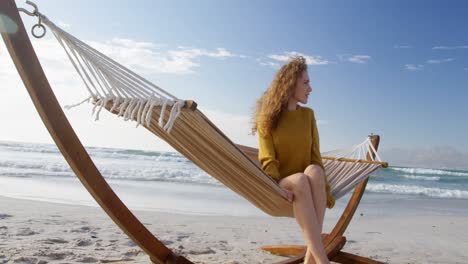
[279,173,309,194]
[304,164,323,176]
[304,165,325,187]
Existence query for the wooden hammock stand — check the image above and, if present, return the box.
[1,1,385,263]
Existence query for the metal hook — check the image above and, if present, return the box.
[32,23,46,38]
[18,1,39,17]
[17,1,46,38]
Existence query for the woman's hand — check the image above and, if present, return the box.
[282,188,294,202]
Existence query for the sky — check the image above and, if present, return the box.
[1,0,468,169]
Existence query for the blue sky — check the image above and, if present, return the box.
[1,0,468,169]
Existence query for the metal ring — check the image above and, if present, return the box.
[31,23,46,38]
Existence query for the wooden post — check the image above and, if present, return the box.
[328,135,380,240]
[0,1,191,263]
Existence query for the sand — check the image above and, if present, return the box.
[1,195,467,264]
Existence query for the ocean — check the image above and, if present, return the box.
[1,140,467,217]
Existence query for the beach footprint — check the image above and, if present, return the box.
[76,256,98,263]
[122,249,142,257]
[0,214,12,220]
[161,239,174,245]
[70,226,91,233]
[0,226,7,236]
[176,232,193,242]
[15,227,39,236]
[123,239,136,247]
[11,256,38,264]
[99,257,134,263]
[187,248,216,255]
[41,238,68,244]
[40,252,68,261]
[33,248,71,261]
[216,240,234,251]
[75,238,93,247]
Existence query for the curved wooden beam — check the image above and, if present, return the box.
[0,1,189,263]
[328,135,380,240]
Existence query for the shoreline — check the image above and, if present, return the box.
[1,195,468,263]
[2,174,468,219]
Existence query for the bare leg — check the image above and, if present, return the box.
[303,165,328,262]
[305,247,317,264]
[279,173,330,264]
[304,165,327,233]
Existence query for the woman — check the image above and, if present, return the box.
[252,56,335,264]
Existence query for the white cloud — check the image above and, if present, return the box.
[432,45,468,50]
[426,58,454,64]
[348,55,371,64]
[256,58,280,69]
[404,64,424,71]
[267,51,331,66]
[170,46,236,59]
[393,45,412,49]
[87,39,239,75]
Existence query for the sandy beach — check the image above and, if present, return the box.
[1,195,467,264]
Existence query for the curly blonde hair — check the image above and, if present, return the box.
[251,56,308,136]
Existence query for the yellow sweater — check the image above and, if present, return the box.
[258,105,335,209]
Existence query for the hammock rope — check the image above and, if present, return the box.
[35,14,385,217]
[41,15,184,132]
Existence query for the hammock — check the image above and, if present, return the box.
[38,16,386,217]
[2,1,389,263]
